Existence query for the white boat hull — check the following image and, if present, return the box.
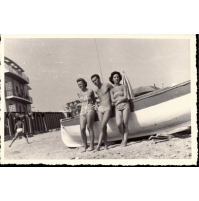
[61,81,191,147]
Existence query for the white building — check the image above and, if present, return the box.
[4,57,33,112]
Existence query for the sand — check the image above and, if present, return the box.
[4,130,191,160]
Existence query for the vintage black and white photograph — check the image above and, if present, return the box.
[0,34,1,163]
[1,35,197,165]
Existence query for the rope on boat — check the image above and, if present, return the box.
[94,39,103,82]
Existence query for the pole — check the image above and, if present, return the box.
[94,39,103,82]
[43,116,48,131]
[28,117,32,134]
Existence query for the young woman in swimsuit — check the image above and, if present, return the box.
[9,117,30,147]
[110,71,130,147]
[77,78,96,152]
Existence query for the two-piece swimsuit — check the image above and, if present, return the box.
[114,91,130,111]
[79,95,95,116]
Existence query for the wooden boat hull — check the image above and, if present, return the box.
[60,81,191,147]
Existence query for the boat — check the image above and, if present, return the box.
[60,80,191,147]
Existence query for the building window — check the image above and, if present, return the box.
[6,82,13,96]
[5,82,12,90]
[19,106,22,112]
[21,87,24,97]
[15,86,19,96]
[9,104,16,112]
[24,105,27,112]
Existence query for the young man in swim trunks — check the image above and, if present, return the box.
[91,74,113,151]
[9,117,30,147]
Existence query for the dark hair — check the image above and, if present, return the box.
[77,78,87,87]
[16,117,20,121]
[109,71,122,84]
[91,74,100,80]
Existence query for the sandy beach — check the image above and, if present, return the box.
[4,130,191,160]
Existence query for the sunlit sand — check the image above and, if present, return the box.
[4,131,191,160]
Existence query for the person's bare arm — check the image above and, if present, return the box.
[110,89,118,103]
[107,83,114,90]
[91,90,96,105]
[76,93,82,107]
[94,91,99,109]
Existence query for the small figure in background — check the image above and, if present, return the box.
[9,117,30,147]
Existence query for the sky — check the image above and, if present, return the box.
[4,38,190,112]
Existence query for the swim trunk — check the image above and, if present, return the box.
[98,105,112,114]
[17,128,23,133]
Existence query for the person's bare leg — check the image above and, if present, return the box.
[86,112,95,151]
[97,112,108,150]
[103,125,108,150]
[9,133,19,147]
[115,110,124,146]
[123,107,130,147]
[96,111,111,151]
[80,115,88,152]
[23,133,30,144]
[95,111,103,151]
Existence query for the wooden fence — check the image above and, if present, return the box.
[4,112,65,139]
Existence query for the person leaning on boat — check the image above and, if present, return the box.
[110,71,130,147]
[76,78,96,152]
[91,74,113,151]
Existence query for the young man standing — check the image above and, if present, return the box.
[91,74,113,151]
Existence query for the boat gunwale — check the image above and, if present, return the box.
[131,80,190,103]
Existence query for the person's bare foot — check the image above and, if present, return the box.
[121,142,127,148]
[121,140,128,147]
[81,145,88,153]
[104,145,109,150]
[81,149,87,153]
[88,147,95,151]
[95,146,100,152]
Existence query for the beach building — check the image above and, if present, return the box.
[4,57,33,113]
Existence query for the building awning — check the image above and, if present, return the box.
[25,85,32,90]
